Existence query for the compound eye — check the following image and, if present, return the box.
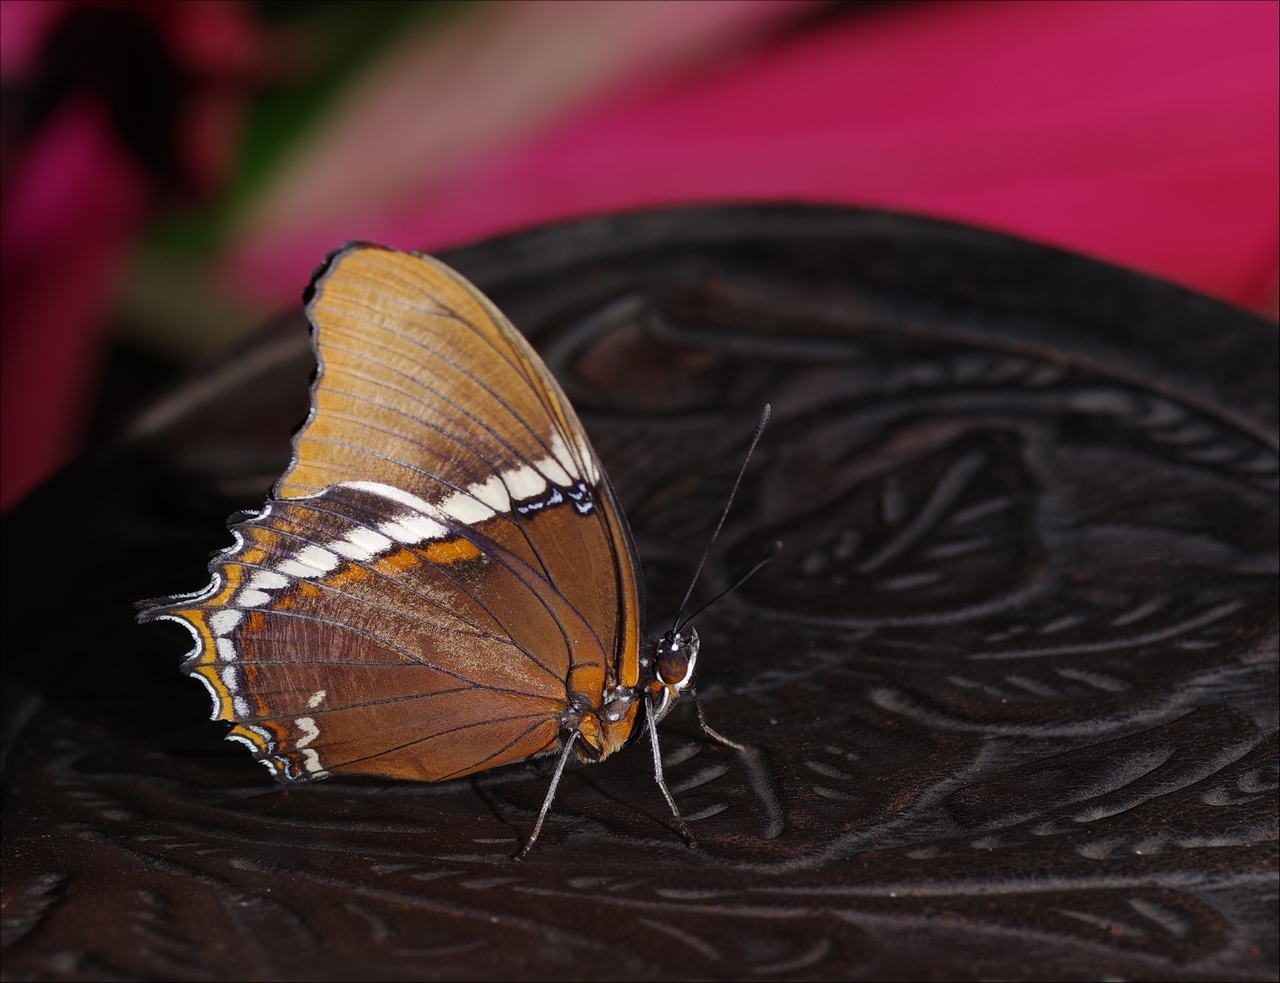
[657,648,689,686]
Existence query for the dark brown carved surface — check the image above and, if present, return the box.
[2,206,1276,981]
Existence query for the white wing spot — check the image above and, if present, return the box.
[380,511,447,545]
[503,463,548,501]
[209,609,243,635]
[238,589,270,607]
[215,637,237,661]
[343,481,437,516]
[331,527,393,560]
[300,748,327,775]
[546,432,579,483]
[439,490,495,525]
[307,689,327,708]
[294,716,320,749]
[220,665,239,692]
[276,543,341,579]
[469,473,511,512]
[297,545,340,572]
[340,463,598,531]
[249,570,289,590]
[570,431,600,484]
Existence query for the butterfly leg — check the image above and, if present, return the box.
[690,688,786,840]
[514,731,578,861]
[646,696,698,849]
[690,687,747,752]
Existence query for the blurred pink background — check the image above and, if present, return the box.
[2,0,1277,512]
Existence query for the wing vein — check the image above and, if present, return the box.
[209,606,557,701]
[232,522,566,686]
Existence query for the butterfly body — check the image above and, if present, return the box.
[141,244,714,847]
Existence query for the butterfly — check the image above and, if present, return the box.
[140,242,769,858]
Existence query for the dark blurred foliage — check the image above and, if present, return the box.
[1,0,1274,514]
[7,5,189,191]
[156,1,459,255]
[0,1,447,510]
[0,0,251,509]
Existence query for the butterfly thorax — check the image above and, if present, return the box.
[564,626,699,763]
[566,689,640,762]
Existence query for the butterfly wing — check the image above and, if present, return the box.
[142,244,644,781]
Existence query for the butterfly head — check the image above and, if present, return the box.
[657,626,700,691]
[647,626,699,723]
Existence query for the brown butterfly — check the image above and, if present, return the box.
[140,243,769,858]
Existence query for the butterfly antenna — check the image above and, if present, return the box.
[670,404,772,634]
[676,540,782,633]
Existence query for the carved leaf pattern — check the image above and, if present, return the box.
[2,209,1274,980]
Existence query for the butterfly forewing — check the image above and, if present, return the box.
[143,244,644,782]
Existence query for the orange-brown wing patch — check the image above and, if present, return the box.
[423,537,482,565]
[283,245,642,690]
[279,246,599,502]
